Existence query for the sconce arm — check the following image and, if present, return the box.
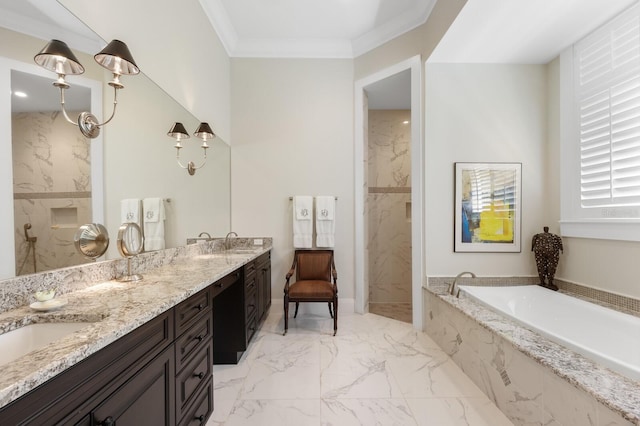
[58,86,78,126]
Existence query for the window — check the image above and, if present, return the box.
[560,3,640,241]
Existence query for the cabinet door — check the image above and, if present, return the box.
[90,347,175,426]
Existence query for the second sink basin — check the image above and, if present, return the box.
[0,322,91,367]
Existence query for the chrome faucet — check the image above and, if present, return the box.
[224,231,238,250]
[449,271,476,296]
[198,232,212,239]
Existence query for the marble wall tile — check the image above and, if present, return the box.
[12,111,90,193]
[14,198,92,274]
[367,110,412,306]
[543,370,597,426]
[367,110,411,188]
[12,111,92,275]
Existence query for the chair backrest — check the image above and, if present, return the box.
[295,250,334,281]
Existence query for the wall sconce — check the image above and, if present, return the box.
[167,122,216,176]
[34,39,139,139]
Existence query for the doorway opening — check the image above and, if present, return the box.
[366,70,413,323]
[354,56,423,329]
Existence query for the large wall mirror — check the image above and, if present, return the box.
[0,1,231,279]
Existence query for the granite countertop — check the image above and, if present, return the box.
[423,283,640,425]
[0,247,270,409]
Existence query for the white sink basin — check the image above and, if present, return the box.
[0,323,90,366]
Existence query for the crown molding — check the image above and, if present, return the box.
[352,0,436,57]
[199,0,436,59]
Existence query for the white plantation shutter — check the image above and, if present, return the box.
[576,4,640,208]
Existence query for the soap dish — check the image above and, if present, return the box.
[30,298,68,312]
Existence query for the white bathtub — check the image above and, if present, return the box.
[458,285,640,381]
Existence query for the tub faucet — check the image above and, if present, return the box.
[449,271,476,295]
[224,231,238,250]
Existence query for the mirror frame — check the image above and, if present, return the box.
[0,57,104,279]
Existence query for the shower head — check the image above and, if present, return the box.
[23,223,37,243]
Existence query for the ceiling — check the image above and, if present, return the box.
[198,0,437,58]
[429,0,639,64]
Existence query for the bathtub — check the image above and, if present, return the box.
[458,285,640,382]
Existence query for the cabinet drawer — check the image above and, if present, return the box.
[175,314,212,373]
[175,288,211,337]
[246,314,257,343]
[245,272,257,293]
[256,251,271,268]
[90,346,175,426]
[211,270,241,298]
[244,260,256,278]
[176,343,213,420]
[245,289,257,320]
[178,378,213,426]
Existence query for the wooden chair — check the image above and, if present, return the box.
[283,249,338,336]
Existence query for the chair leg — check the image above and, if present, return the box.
[294,302,300,318]
[283,296,289,335]
[328,302,333,318]
[333,297,338,336]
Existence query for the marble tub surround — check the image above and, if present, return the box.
[423,283,640,425]
[0,241,271,409]
[0,237,272,314]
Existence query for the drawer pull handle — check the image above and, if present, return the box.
[195,334,204,342]
[98,416,115,426]
[193,303,204,310]
[196,414,205,423]
[215,282,224,288]
[194,371,205,379]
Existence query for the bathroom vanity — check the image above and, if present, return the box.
[0,243,271,425]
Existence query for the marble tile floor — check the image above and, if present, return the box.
[208,308,514,426]
[369,302,413,324]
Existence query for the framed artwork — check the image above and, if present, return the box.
[454,162,522,252]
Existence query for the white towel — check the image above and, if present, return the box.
[315,196,335,248]
[293,196,313,248]
[143,198,165,251]
[121,199,141,224]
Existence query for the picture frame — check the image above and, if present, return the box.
[454,162,522,253]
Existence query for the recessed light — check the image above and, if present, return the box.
[402,120,409,124]
[14,91,27,98]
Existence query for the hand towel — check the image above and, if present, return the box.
[315,196,335,248]
[143,198,165,251]
[121,199,141,224]
[293,196,313,248]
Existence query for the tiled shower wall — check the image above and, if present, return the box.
[12,111,92,274]
[367,110,412,304]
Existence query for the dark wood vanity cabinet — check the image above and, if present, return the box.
[0,252,271,424]
[0,287,214,426]
[256,251,272,322]
[213,251,272,365]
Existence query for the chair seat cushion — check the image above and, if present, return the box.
[289,280,335,299]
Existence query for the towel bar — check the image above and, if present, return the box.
[288,196,337,200]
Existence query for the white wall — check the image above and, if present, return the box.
[424,64,547,277]
[230,58,355,301]
[101,73,230,259]
[60,0,231,143]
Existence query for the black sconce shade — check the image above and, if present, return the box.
[34,39,85,75]
[94,40,140,75]
[194,122,216,140]
[167,122,190,139]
